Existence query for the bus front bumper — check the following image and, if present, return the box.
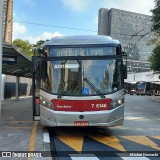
[40,105,124,127]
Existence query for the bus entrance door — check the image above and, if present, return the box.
[32,56,41,120]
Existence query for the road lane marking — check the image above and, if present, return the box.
[70,154,99,160]
[152,136,160,140]
[26,121,38,160]
[121,136,160,150]
[43,128,50,143]
[90,135,126,151]
[57,135,83,153]
[55,135,160,159]
[121,157,150,160]
[28,121,38,151]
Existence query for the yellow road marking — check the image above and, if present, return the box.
[57,135,84,153]
[29,121,38,149]
[28,121,38,151]
[27,121,38,160]
[90,136,126,151]
[152,136,160,140]
[122,136,160,150]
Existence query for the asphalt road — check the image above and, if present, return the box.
[110,94,160,136]
[49,95,160,160]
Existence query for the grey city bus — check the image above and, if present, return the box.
[32,35,127,127]
[135,81,155,96]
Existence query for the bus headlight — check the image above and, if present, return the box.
[110,97,124,109]
[41,99,53,110]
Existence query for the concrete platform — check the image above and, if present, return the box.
[0,97,52,160]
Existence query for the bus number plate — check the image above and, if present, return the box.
[74,121,89,126]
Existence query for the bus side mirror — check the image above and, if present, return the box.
[122,51,127,79]
[123,65,127,79]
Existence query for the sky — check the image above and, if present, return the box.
[13,0,155,44]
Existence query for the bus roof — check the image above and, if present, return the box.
[125,81,136,84]
[43,35,120,46]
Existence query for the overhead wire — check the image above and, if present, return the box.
[13,20,149,37]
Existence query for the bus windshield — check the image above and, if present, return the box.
[136,82,146,90]
[41,58,122,96]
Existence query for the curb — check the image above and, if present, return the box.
[43,128,52,159]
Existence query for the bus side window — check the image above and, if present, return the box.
[41,61,47,81]
[146,82,149,90]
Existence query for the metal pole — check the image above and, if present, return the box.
[0,0,4,120]
[15,76,19,101]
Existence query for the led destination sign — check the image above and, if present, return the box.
[50,47,116,57]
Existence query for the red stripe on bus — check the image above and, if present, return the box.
[51,99,112,111]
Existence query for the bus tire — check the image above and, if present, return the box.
[150,92,153,96]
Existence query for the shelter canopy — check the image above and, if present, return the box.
[2,42,32,78]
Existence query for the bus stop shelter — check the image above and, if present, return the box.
[2,42,32,100]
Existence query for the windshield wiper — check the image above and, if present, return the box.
[83,77,105,98]
[57,77,79,98]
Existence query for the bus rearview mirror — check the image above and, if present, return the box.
[123,65,127,79]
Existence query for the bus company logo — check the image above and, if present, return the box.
[2,152,11,157]
[57,105,72,109]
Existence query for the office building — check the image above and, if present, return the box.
[98,8,154,73]
[3,0,13,43]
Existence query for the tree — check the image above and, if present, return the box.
[151,0,160,45]
[150,0,160,77]
[151,0,160,34]
[33,40,45,48]
[13,39,34,57]
[150,45,160,75]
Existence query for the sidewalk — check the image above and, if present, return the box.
[0,97,51,160]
